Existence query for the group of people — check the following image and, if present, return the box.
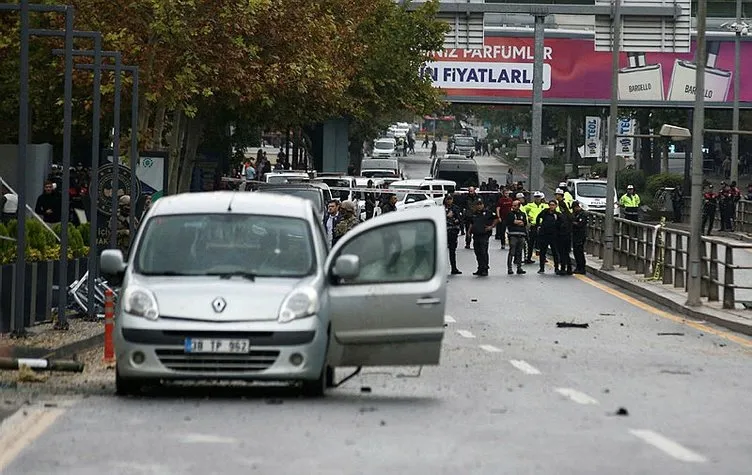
[702,181,742,234]
[444,182,589,277]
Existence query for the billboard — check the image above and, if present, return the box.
[421,30,752,108]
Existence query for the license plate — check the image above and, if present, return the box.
[184,338,249,354]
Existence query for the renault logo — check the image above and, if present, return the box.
[212,298,227,313]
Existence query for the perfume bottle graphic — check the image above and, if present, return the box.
[618,53,664,101]
[667,41,732,101]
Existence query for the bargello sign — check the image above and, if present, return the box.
[421,30,751,106]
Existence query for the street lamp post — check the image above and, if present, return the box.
[722,1,748,184]
[687,0,708,307]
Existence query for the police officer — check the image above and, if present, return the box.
[523,191,546,264]
[470,199,498,277]
[558,181,574,208]
[619,185,641,222]
[571,200,587,274]
[116,195,136,256]
[536,200,561,274]
[464,187,483,248]
[702,184,718,235]
[555,196,573,276]
[444,194,463,275]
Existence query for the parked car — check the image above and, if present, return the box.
[255,182,333,220]
[100,192,447,397]
[372,138,397,158]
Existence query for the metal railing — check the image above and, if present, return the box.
[585,212,752,309]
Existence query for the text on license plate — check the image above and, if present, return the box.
[184,338,250,353]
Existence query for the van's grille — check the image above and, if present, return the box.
[155,349,279,373]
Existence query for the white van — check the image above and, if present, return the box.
[566,179,618,216]
[361,158,403,183]
[388,178,457,205]
[372,138,396,158]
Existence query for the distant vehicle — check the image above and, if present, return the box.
[430,154,468,177]
[360,158,403,182]
[256,182,333,220]
[372,138,396,158]
[432,155,479,188]
[100,192,447,397]
[389,178,456,205]
[264,171,311,184]
[389,122,410,139]
[566,179,618,216]
[313,175,366,219]
[451,135,476,158]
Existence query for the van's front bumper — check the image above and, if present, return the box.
[115,317,328,382]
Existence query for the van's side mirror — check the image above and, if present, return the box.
[332,255,360,280]
[100,249,127,277]
[406,197,416,204]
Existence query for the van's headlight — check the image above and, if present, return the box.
[122,286,159,320]
[278,287,319,323]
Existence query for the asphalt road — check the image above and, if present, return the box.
[400,142,514,185]
[2,145,752,473]
[2,249,751,474]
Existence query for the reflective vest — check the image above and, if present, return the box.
[563,191,574,206]
[619,193,640,208]
[523,201,546,224]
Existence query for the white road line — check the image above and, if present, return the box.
[509,360,541,375]
[457,330,476,339]
[554,388,600,405]
[479,344,502,353]
[629,429,708,463]
[444,315,456,324]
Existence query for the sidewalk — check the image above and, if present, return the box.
[659,220,752,243]
[585,255,752,337]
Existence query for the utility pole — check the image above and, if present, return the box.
[730,0,742,184]
[687,0,707,306]
[602,0,622,271]
[530,14,546,192]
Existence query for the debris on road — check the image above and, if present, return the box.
[599,313,615,316]
[556,322,589,329]
[608,407,629,416]
[660,370,691,375]
[360,386,372,393]
[470,299,478,302]
[657,332,685,336]
[0,357,84,373]
[17,365,47,383]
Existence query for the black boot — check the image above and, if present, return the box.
[449,249,462,275]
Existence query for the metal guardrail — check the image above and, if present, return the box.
[585,212,752,309]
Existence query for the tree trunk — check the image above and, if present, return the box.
[166,108,184,195]
[177,116,204,193]
[151,101,167,150]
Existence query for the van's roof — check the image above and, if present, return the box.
[389,179,456,188]
[149,191,312,218]
[568,178,608,184]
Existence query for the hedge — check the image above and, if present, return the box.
[0,219,89,265]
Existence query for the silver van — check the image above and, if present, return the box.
[100,192,447,397]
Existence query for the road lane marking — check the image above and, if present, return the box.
[0,400,74,471]
[179,433,239,444]
[479,344,502,353]
[509,360,541,374]
[574,273,752,349]
[457,330,476,338]
[554,388,599,405]
[629,429,708,463]
[444,315,456,324]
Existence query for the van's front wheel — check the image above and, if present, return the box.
[301,366,327,398]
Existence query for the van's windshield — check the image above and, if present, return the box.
[135,214,315,278]
[454,137,475,147]
[576,183,608,198]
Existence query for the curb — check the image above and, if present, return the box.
[585,264,752,337]
[42,330,104,360]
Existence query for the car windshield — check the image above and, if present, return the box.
[454,137,474,147]
[318,179,351,200]
[576,183,608,198]
[374,141,393,150]
[135,214,315,277]
[260,188,324,211]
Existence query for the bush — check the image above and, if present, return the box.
[79,222,91,246]
[0,220,91,264]
[645,173,684,201]
[0,223,13,264]
[616,168,646,194]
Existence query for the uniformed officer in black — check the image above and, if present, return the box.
[470,199,498,276]
[444,194,463,275]
[571,200,587,274]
